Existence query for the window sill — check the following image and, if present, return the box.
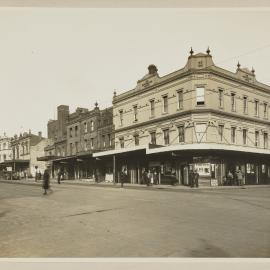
[162,112,168,115]
[176,107,184,111]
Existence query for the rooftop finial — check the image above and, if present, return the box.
[206,46,210,55]
[251,67,255,74]
[113,90,117,98]
[95,101,98,108]
[237,61,241,69]
[190,47,194,55]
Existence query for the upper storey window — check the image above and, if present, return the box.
[196,87,205,105]
[264,103,268,119]
[119,110,123,126]
[254,100,259,117]
[231,93,236,112]
[177,90,183,109]
[163,95,168,113]
[243,96,248,114]
[218,89,224,108]
[133,105,138,122]
[150,99,155,117]
[69,127,73,138]
[90,120,94,131]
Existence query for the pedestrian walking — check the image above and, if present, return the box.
[194,169,199,188]
[42,169,51,195]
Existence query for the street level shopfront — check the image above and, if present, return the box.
[93,143,270,186]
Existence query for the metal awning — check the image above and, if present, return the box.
[146,142,270,156]
[93,145,148,158]
[37,155,57,161]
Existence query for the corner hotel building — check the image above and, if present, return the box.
[94,49,270,186]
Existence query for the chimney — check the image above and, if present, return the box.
[38,131,42,138]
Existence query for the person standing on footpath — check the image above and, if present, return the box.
[42,169,51,195]
[120,168,127,188]
[193,169,199,188]
[189,169,194,188]
[57,169,62,184]
[236,169,244,186]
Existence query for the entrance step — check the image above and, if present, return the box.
[199,178,211,187]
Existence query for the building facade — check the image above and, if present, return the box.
[42,103,114,180]
[7,131,49,179]
[94,49,270,186]
[0,134,12,178]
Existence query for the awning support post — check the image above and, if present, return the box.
[113,155,116,184]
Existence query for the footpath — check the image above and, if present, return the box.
[0,178,269,192]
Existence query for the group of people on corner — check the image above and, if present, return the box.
[142,168,159,186]
[224,169,244,186]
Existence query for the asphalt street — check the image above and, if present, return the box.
[0,182,269,257]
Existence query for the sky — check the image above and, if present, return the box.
[1,7,270,137]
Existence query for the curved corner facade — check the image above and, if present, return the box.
[95,51,270,186]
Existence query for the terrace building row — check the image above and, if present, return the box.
[93,49,270,186]
[40,103,114,181]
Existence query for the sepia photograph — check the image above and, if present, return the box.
[0,0,269,269]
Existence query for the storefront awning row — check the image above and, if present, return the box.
[92,143,270,158]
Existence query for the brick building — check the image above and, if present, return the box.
[41,103,114,180]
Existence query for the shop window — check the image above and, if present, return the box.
[84,122,87,133]
[262,164,266,174]
[75,126,78,137]
[196,87,205,105]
